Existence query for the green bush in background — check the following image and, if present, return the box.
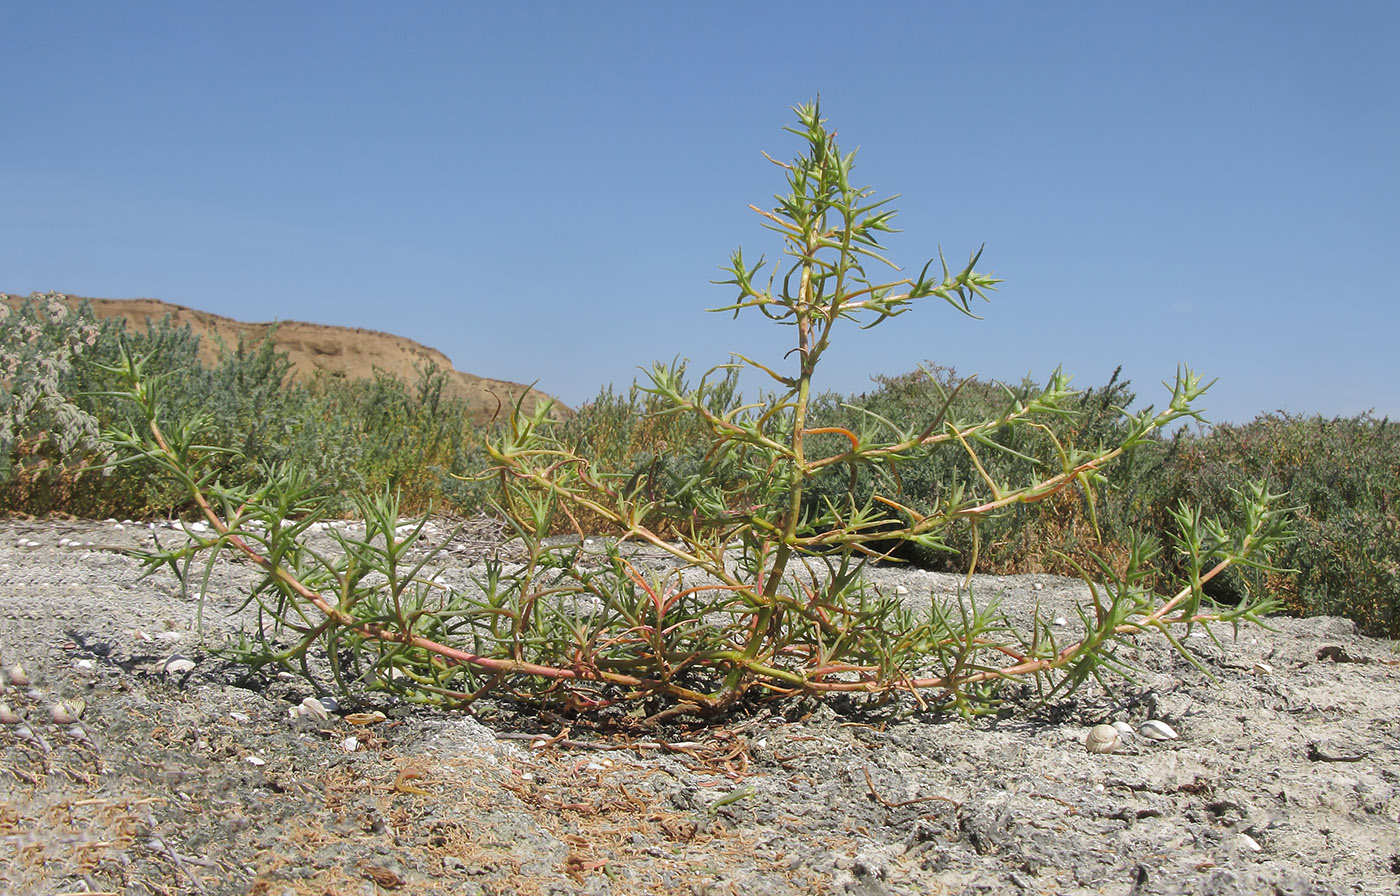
[3,286,1397,639]
[1134,413,1399,637]
[0,293,482,519]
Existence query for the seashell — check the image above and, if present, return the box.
[0,702,21,724]
[1053,616,1068,627]
[1111,720,1136,741]
[316,695,340,714]
[245,755,266,766]
[342,735,359,752]
[894,585,909,596]
[49,697,85,724]
[1138,719,1179,741]
[298,697,332,721]
[1252,662,1274,676]
[345,710,387,726]
[1085,724,1122,754]
[6,664,31,687]
[1239,833,1262,852]
[163,654,196,675]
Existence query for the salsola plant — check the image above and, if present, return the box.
[106,101,1292,719]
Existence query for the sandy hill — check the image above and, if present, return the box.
[4,293,564,424]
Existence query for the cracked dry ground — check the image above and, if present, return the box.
[3,517,1400,895]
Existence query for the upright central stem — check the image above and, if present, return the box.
[758,240,818,609]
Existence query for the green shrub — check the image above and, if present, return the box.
[802,364,1143,574]
[1,293,486,519]
[103,101,1290,719]
[1133,414,1400,636]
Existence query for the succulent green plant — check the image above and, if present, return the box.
[105,101,1293,719]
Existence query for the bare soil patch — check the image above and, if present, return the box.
[2,518,1398,895]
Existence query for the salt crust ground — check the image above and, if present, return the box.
[2,517,1398,896]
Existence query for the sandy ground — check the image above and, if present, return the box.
[2,517,1398,896]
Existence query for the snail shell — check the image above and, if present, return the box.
[1085,724,1122,754]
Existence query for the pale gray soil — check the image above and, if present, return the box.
[2,517,1399,896]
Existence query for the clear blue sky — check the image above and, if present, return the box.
[4,3,1396,424]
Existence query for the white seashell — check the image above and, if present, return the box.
[1033,582,1044,591]
[1111,720,1136,741]
[49,698,85,724]
[1252,662,1274,676]
[1138,719,1179,741]
[6,664,31,687]
[1085,724,1122,754]
[74,659,94,671]
[298,697,331,721]
[894,585,909,596]
[342,735,359,752]
[1239,833,1262,852]
[245,755,266,766]
[163,654,197,675]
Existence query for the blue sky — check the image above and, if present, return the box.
[4,2,1396,424]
